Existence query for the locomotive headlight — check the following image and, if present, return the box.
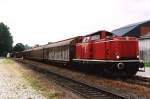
[140,60,143,63]
[116,55,120,59]
[137,55,139,59]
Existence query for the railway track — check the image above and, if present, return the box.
[124,76,150,88]
[15,59,128,99]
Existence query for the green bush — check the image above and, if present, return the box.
[144,62,150,67]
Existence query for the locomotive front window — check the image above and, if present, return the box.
[82,37,90,43]
[91,35,100,41]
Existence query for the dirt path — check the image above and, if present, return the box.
[0,59,46,99]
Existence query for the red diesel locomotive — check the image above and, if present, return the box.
[14,31,144,77]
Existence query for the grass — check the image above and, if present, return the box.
[144,62,150,68]
[0,58,15,64]
[22,71,59,99]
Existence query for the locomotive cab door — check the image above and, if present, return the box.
[103,32,114,60]
[105,42,111,60]
[81,36,92,59]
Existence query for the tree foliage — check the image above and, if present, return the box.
[13,43,25,52]
[24,44,31,50]
[0,23,13,56]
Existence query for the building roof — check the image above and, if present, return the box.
[112,20,150,36]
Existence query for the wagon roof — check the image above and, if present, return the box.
[22,49,31,52]
[44,37,78,48]
[23,46,44,52]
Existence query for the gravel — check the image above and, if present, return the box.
[0,59,46,99]
[22,59,150,98]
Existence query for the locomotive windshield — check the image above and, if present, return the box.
[91,35,100,41]
[82,37,90,43]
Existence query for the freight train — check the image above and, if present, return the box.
[13,31,144,77]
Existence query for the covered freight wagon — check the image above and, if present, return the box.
[21,37,82,64]
[43,37,82,63]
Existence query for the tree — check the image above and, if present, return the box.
[0,23,13,56]
[24,44,31,50]
[13,43,25,52]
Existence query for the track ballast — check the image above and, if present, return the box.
[15,59,128,99]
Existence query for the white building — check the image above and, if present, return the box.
[139,35,150,63]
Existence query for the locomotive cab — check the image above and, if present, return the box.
[76,31,113,60]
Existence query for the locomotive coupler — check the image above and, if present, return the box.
[139,67,145,72]
[139,60,145,72]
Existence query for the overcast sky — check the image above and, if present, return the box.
[0,0,150,46]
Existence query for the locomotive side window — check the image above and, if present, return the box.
[82,37,90,43]
[106,32,113,39]
[91,35,100,41]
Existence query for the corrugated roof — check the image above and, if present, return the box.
[112,20,150,36]
[44,38,75,48]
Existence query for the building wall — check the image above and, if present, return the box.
[140,26,150,35]
[139,38,150,62]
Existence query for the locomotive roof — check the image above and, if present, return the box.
[85,30,114,36]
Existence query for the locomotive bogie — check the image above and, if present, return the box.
[73,59,143,77]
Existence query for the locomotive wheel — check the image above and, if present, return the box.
[104,68,127,78]
[125,66,138,77]
[103,64,139,78]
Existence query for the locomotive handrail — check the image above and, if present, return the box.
[73,59,143,62]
